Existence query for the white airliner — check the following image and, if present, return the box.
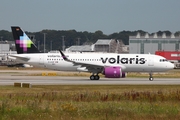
[10,26,174,81]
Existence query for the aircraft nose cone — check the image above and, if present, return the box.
[167,63,174,69]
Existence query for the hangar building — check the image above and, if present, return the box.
[129,33,180,54]
[65,39,128,53]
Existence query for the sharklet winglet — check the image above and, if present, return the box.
[59,50,71,62]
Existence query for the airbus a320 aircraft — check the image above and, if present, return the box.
[10,26,174,81]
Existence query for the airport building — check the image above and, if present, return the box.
[129,33,180,54]
[0,41,17,66]
[94,39,128,53]
[65,39,128,53]
[65,45,94,52]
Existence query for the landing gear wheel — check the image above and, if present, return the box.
[90,75,95,80]
[94,75,100,80]
[90,75,100,80]
[149,77,154,81]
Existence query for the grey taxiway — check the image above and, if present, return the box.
[0,70,179,85]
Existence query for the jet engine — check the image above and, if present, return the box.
[103,66,126,78]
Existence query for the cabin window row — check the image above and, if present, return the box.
[47,59,101,61]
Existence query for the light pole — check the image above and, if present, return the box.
[77,37,80,45]
[1,36,3,55]
[43,33,46,53]
[38,41,40,50]
[50,40,52,51]
[62,36,65,51]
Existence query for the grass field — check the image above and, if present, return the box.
[0,66,180,119]
[0,85,180,120]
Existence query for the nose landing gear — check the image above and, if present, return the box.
[149,73,154,81]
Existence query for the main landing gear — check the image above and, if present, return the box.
[149,73,154,81]
[90,74,100,80]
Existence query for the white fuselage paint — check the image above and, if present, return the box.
[11,52,174,73]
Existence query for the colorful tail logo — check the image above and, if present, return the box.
[11,26,40,54]
[16,32,33,52]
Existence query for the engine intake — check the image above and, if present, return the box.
[103,66,126,78]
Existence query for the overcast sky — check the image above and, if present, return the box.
[0,0,180,34]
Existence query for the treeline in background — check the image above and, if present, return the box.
[0,29,180,52]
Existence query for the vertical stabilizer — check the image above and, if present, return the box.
[11,26,40,54]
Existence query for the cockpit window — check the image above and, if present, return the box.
[160,59,168,62]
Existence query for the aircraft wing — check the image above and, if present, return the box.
[59,50,126,72]
[75,61,126,72]
[73,61,125,68]
[8,55,30,62]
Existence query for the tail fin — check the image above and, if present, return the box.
[11,26,40,54]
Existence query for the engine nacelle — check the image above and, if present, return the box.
[103,66,126,78]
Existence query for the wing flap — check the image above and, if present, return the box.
[75,62,126,70]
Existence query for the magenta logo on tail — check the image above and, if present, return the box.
[16,33,33,52]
